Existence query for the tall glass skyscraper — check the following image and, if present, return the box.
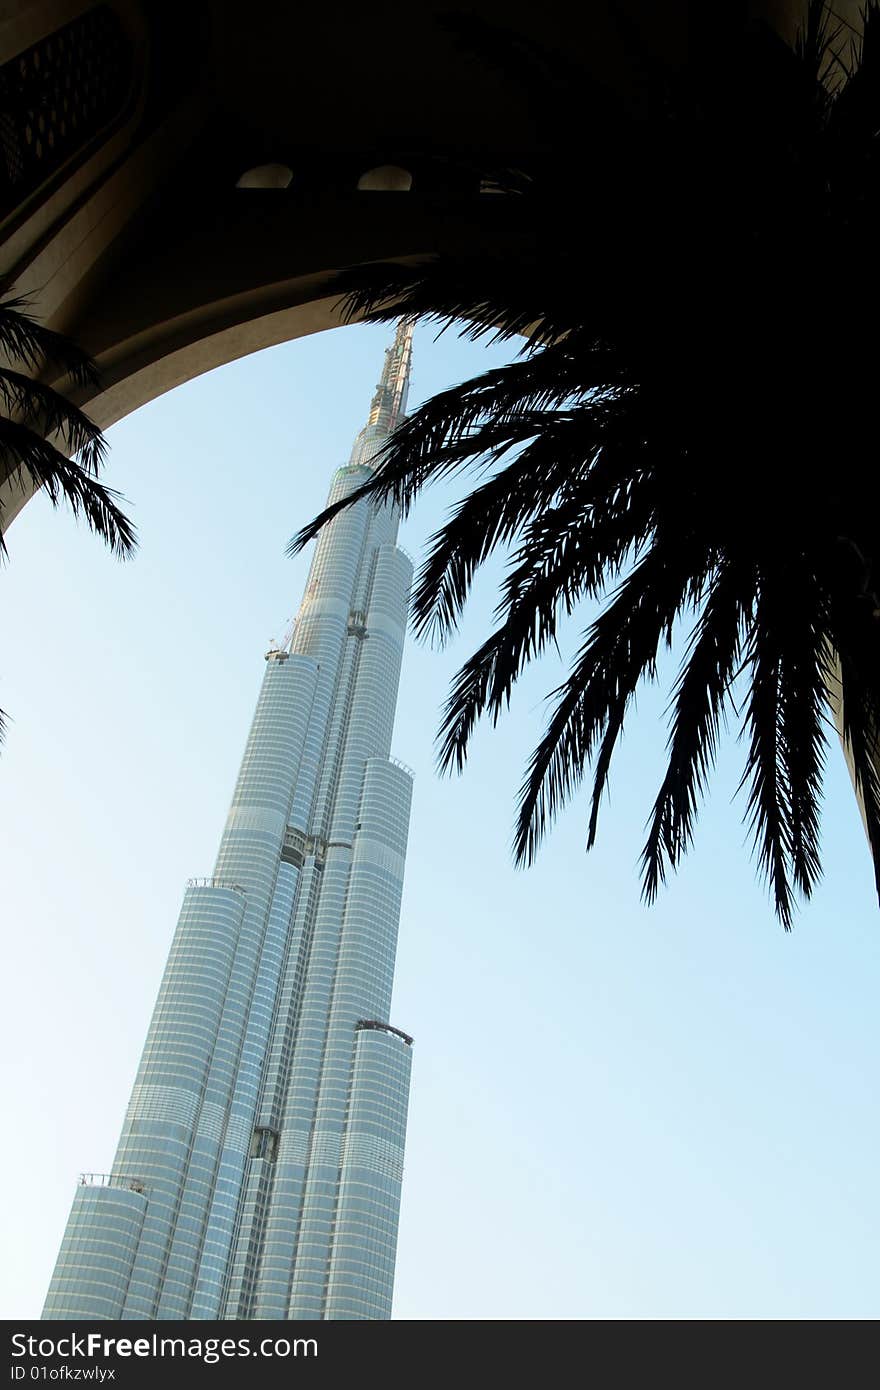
[44,325,416,1321]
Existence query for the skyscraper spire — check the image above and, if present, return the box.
[348,319,414,468]
[45,329,417,1322]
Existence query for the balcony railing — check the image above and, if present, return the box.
[389,756,415,779]
[186,877,246,895]
[356,1019,414,1047]
[79,1172,146,1195]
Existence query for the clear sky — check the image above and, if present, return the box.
[1,321,879,1321]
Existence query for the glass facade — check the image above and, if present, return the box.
[44,325,416,1321]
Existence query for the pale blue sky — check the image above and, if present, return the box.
[1,322,879,1320]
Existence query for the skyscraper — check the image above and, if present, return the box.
[44,324,416,1321]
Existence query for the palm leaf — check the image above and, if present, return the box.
[0,285,135,561]
[0,368,106,472]
[642,562,753,901]
[514,540,707,867]
[289,2,880,926]
[0,418,135,559]
[0,285,101,390]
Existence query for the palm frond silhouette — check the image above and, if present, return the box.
[290,2,880,927]
[0,282,136,740]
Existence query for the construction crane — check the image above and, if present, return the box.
[266,613,296,654]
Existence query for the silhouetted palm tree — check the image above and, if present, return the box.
[0,282,136,738]
[291,2,880,927]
